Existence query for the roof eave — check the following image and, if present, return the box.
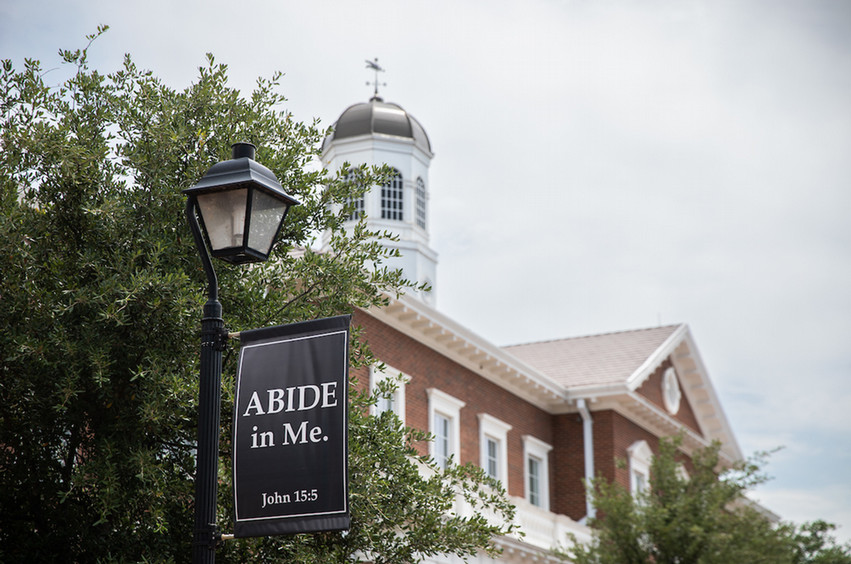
[625,323,689,390]
[365,294,568,411]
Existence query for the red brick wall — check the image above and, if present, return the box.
[354,310,554,501]
[552,406,701,520]
[635,359,701,434]
[552,413,586,520]
[551,410,663,520]
[608,410,661,489]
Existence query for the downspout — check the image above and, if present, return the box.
[577,398,596,522]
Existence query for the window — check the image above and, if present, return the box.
[486,438,499,479]
[523,435,553,510]
[346,196,365,221]
[427,388,466,471]
[528,456,542,506]
[381,170,403,220]
[415,177,426,229]
[662,366,682,415]
[370,364,407,424]
[344,170,365,221]
[628,440,653,495]
[477,413,512,489]
[434,413,451,469]
[377,392,394,415]
[633,470,646,494]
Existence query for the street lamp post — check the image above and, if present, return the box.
[184,143,300,564]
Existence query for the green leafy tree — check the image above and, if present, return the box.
[557,436,850,564]
[0,28,517,562]
[789,520,851,564]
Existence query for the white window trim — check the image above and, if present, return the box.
[477,413,512,489]
[523,434,553,511]
[370,364,408,424]
[427,388,466,469]
[628,440,653,495]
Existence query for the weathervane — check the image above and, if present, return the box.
[365,57,386,100]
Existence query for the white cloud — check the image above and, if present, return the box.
[753,484,851,544]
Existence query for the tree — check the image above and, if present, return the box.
[557,436,850,564]
[0,28,517,562]
[789,520,851,564]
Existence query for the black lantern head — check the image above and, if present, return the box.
[184,143,301,264]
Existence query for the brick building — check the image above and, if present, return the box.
[321,94,742,563]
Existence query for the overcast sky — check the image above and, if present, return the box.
[3,0,850,543]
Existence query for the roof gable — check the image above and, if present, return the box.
[504,324,741,462]
[504,325,683,390]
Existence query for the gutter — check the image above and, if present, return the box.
[577,398,596,522]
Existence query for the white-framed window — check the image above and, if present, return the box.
[523,435,553,510]
[434,413,451,468]
[477,413,512,489]
[344,170,365,221]
[415,177,427,229]
[628,440,653,495]
[486,438,498,477]
[427,388,466,470]
[369,364,407,424]
[528,457,543,506]
[381,169,403,220]
[347,196,365,221]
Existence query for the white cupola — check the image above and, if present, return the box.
[321,95,438,305]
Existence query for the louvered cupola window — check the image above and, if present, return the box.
[381,170,403,220]
[416,177,426,229]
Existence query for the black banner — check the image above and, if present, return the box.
[233,315,350,538]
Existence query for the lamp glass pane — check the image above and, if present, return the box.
[248,189,287,256]
[197,188,248,251]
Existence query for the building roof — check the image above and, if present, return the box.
[503,325,683,390]
[369,295,742,462]
[323,97,431,153]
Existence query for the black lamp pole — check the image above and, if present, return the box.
[183,143,300,563]
[186,198,225,564]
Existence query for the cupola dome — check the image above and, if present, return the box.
[323,97,431,154]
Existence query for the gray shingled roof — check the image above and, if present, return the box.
[503,325,683,389]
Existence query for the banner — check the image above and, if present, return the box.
[233,315,350,538]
